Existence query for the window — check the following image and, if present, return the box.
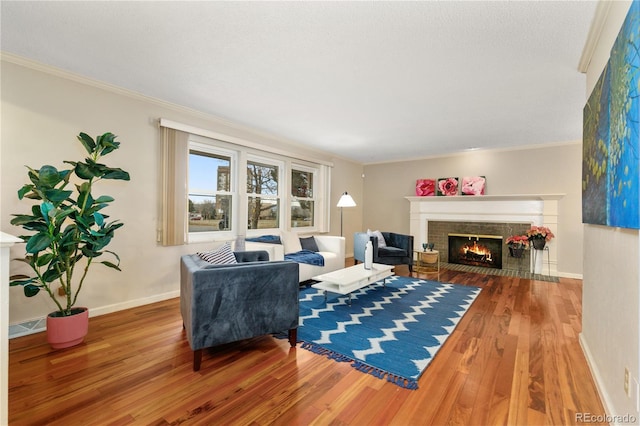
[291,167,315,228]
[246,159,281,230]
[160,120,331,246]
[188,145,235,235]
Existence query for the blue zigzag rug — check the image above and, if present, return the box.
[298,275,481,389]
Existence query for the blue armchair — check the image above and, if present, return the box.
[180,250,299,371]
[354,232,414,273]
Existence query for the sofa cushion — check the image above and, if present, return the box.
[378,246,407,258]
[198,243,238,264]
[299,236,319,252]
[281,231,302,254]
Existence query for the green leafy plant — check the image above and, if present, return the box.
[9,132,130,316]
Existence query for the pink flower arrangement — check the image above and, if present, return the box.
[415,179,435,196]
[526,226,555,242]
[438,177,459,196]
[505,235,529,248]
[461,176,486,196]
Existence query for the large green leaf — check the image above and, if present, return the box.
[73,162,98,180]
[44,189,73,203]
[25,232,52,254]
[93,212,104,227]
[38,165,62,188]
[94,195,114,204]
[17,184,34,200]
[96,132,120,155]
[23,284,41,297]
[81,246,100,258]
[9,276,36,287]
[35,253,55,267]
[42,268,62,283]
[101,168,131,180]
[100,261,122,271]
[10,214,40,226]
[39,202,54,224]
[77,132,96,155]
[54,208,74,222]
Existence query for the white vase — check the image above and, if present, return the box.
[364,241,373,270]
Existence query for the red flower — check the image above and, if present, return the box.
[416,179,435,196]
[438,178,458,196]
[505,235,529,248]
[526,226,555,242]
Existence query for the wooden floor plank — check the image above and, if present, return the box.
[9,260,607,425]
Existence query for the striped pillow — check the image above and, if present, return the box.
[198,243,237,265]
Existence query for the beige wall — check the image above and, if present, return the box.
[0,58,362,324]
[579,0,640,420]
[362,143,583,277]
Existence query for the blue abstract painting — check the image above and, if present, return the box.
[583,1,639,229]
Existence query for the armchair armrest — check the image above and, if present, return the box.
[354,232,379,263]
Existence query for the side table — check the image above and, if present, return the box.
[414,250,440,280]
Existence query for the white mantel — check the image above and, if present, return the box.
[1,232,22,425]
[406,194,564,275]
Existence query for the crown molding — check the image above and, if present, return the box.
[578,0,613,73]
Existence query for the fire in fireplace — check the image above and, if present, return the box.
[448,233,503,269]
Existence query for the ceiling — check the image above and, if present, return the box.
[1,1,597,164]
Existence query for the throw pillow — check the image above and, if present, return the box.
[367,229,387,248]
[281,231,303,254]
[299,236,319,252]
[198,243,237,265]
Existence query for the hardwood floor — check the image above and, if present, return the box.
[9,261,606,425]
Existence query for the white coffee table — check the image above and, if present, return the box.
[311,263,395,305]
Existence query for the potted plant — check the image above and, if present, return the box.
[505,235,529,258]
[526,226,555,250]
[9,132,130,348]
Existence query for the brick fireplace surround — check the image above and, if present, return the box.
[406,194,563,276]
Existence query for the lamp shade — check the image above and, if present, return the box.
[337,192,356,208]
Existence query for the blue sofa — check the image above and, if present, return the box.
[180,250,299,371]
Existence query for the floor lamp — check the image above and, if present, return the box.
[337,192,356,237]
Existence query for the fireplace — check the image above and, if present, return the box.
[448,233,503,269]
[407,194,562,276]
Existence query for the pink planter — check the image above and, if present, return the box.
[46,307,89,349]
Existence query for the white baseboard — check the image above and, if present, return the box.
[88,290,180,318]
[9,290,180,339]
[558,271,583,279]
[580,332,613,416]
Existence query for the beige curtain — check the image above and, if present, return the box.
[160,127,189,246]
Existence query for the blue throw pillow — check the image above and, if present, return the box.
[299,236,319,252]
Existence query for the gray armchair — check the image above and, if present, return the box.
[180,251,299,371]
[354,232,414,272]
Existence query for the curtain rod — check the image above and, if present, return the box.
[159,118,334,167]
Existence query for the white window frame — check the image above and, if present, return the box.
[173,128,330,245]
[290,163,318,230]
[187,137,238,244]
[246,154,284,234]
